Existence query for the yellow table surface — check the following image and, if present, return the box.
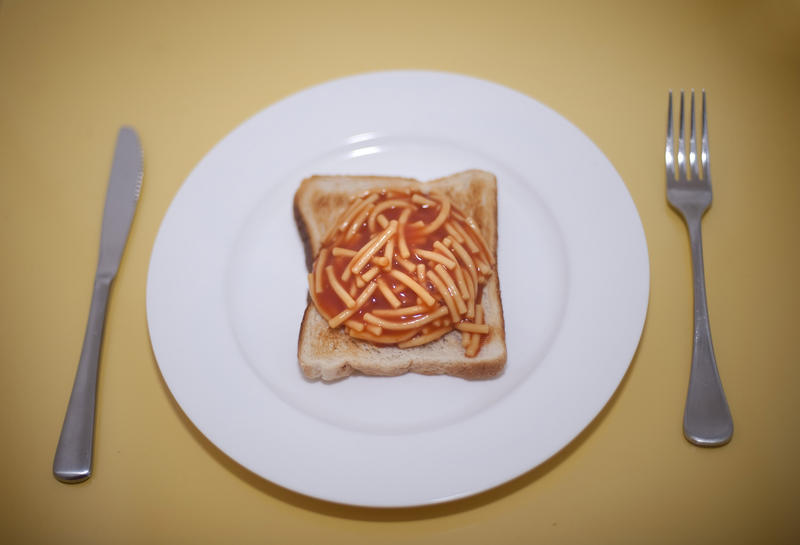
[2,0,799,543]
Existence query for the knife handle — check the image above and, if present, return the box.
[53,275,112,483]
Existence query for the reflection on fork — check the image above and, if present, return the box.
[665,89,733,447]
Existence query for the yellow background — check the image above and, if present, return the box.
[2,0,799,543]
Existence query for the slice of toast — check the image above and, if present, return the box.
[294,169,506,381]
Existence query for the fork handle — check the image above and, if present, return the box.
[683,218,733,446]
[53,275,112,482]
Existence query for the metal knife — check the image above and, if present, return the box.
[53,126,143,483]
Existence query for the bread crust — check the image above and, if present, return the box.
[294,170,506,381]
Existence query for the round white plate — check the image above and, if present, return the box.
[147,71,649,507]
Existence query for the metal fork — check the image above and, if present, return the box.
[666,90,733,447]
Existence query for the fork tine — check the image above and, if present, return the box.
[689,90,700,180]
[666,90,674,179]
[677,90,687,181]
[701,90,710,180]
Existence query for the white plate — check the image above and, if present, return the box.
[147,71,649,507]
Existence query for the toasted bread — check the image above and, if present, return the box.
[294,169,506,381]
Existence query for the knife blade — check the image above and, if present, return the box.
[53,126,143,483]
